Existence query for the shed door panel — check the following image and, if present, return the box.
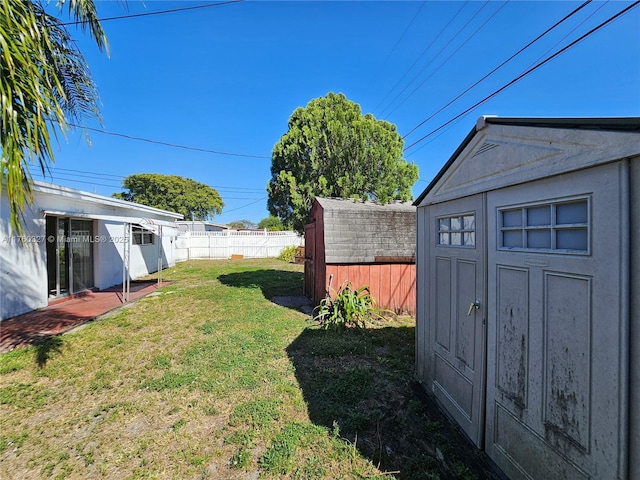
[428,194,486,447]
[485,162,628,480]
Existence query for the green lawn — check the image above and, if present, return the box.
[0,259,490,480]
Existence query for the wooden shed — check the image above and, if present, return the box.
[414,116,640,480]
[304,197,416,314]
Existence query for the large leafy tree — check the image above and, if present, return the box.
[1,0,107,234]
[258,216,286,231]
[267,92,418,232]
[113,174,224,221]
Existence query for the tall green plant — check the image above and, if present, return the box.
[313,281,384,330]
[0,0,107,234]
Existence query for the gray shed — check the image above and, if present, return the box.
[414,116,639,480]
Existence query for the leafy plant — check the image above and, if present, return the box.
[278,245,298,263]
[313,281,385,330]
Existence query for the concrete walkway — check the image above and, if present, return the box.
[0,281,168,353]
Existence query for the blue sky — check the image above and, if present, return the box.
[39,0,640,225]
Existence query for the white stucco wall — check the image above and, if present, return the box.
[1,182,181,321]
[0,191,49,319]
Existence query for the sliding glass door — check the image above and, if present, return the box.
[46,217,94,297]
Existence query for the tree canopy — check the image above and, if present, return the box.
[113,174,224,221]
[258,216,287,231]
[267,92,418,232]
[1,0,107,234]
[227,219,257,230]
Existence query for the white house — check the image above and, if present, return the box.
[414,117,639,480]
[1,181,182,321]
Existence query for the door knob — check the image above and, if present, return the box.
[467,300,480,316]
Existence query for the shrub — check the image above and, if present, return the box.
[313,281,384,330]
[278,245,298,262]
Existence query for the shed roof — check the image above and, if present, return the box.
[414,116,640,207]
[313,197,416,264]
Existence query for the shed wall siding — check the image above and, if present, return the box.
[325,263,416,314]
[630,156,640,480]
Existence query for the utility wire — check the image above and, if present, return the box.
[404,0,640,152]
[402,0,593,139]
[68,124,270,159]
[374,2,469,114]
[385,1,508,120]
[43,167,266,192]
[379,1,490,118]
[61,1,244,26]
[524,0,608,72]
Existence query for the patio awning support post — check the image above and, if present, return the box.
[157,225,162,286]
[122,222,131,303]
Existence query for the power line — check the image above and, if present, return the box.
[220,197,267,214]
[402,0,593,140]
[43,167,266,193]
[403,0,640,153]
[385,1,508,120]
[61,1,244,26]
[68,124,270,159]
[380,1,491,118]
[374,2,469,114]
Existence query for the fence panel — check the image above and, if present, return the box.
[174,230,302,260]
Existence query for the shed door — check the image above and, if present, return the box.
[428,194,486,446]
[485,162,628,480]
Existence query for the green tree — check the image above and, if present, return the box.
[1,0,107,234]
[258,216,286,231]
[113,174,224,221]
[267,92,418,232]
[227,219,257,230]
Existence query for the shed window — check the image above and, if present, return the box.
[133,225,155,245]
[499,198,589,253]
[438,214,475,247]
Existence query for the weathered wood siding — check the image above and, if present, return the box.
[304,197,417,314]
[326,263,416,314]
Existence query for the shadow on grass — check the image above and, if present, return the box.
[286,326,501,480]
[218,269,305,301]
[34,336,64,368]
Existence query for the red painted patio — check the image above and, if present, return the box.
[0,281,168,353]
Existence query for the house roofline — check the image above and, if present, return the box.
[33,180,183,220]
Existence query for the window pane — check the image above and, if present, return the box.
[451,232,462,245]
[503,231,522,248]
[557,201,588,225]
[464,232,475,246]
[463,215,475,230]
[527,206,550,226]
[439,218,450,231]
[450,217,462,231]
[439,233,450,245]
[502,209,522,228]
[527,229,551,248]
[557,228,588,251]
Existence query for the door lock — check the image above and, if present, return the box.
[467,300,481,316]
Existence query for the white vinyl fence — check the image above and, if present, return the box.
[175,230,302,261]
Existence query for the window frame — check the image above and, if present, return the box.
[436,211,476,248]
[498,195,591,255]
[132,225,155,246]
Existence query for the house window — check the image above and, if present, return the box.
[499,197,589,253]
[437,213,475,247]
[132,226,155,245]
